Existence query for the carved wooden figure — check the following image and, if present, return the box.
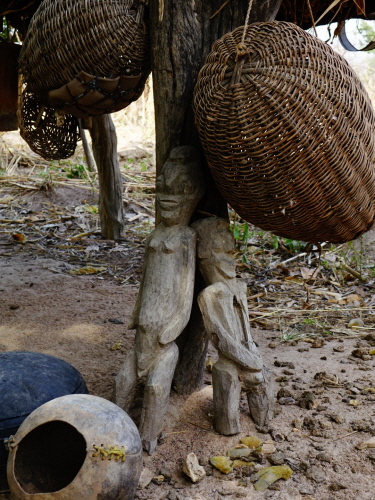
[114,146,204,453]
[193,217,274,434]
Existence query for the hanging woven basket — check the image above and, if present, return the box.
[193,22,375,244]
[18,89,80,161]
[18,0,150,159]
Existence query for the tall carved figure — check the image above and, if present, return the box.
[193,217,274,434]
[114,146,204,453]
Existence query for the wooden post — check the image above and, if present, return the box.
[150,0,283,392]
[89,114,124,240]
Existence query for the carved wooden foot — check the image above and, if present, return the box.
[113,347,139,411]
[212,357,241,435]
[247,366,275,431]
[139,343,179,454]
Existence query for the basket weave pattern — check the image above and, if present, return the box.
[19,0,150,100]
[18,0,150,160]
[18,90,79,160]
[194,22,375,243]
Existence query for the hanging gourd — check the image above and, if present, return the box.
[193,21,375,244]
[18,0,151,160]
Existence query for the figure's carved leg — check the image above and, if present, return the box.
[212,356,241,435]
[139,342,179,454]
[113,347,139,411]
[247,366,275,431]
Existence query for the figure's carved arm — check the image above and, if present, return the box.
[198,283,263,371]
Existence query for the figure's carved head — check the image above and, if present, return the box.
[192,217,236,284]
[156,146,205,226]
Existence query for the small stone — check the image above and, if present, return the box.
[292,418,303,430]
[305,465,325,483]
[329,482,347,491]
[326,412,344,424]
[274,360,295,369]
[152,475,165,485]
[351,419,373,432]
[299,483,315,495]
[277,388,293,399]
[299,391,317,409]
[261,441,276,455]
[333,345,345,352]
[268,342,277,349]
[278,397,296,405]
[352,348,370,360]
[319,421,333,430]
[160,466,172,481]
[316,452,331,463]
[368,451,375,462]
[267,452,285,466]
[182,453,206,483]
[312,339,325,348]
[270,430,285,442]
[9,304,19,310]
[137,467,154,489]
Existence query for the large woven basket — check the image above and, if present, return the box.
[194,22,375,244]
[18,0,150,159]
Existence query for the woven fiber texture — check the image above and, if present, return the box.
[194,22,375,244]
[19,0,150,105]
[18,0,150,159]
[19,90,80,160]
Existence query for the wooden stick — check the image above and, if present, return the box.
[332,430,358,441]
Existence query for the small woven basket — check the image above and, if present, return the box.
[18,90,80,160]
[194,22,375,244]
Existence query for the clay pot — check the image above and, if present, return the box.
[0,351,88,494]
[7,395,142,500]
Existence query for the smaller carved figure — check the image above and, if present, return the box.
[114,146,204,453]
[193,217,274,434]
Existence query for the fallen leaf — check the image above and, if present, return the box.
[227,447,254,459]
[253,465,293,492]
[240,436,263,449]
[301,267,321,280]
[356,437,375,450]
[210,456,233,474]
[232,459,255,468]
[11,233,26,243]
[110,341,122,351]
[70,265,106,275]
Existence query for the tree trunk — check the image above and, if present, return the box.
[89,114,124,240]
[150,0,283,392]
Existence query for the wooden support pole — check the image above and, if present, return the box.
[89,114,124,240]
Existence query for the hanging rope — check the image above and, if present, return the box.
[241,0,254,44]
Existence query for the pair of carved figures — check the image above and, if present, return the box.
[114,146,273,453]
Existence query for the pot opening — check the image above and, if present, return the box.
[13,420,86,493]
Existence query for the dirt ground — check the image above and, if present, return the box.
[0,161,374,499]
